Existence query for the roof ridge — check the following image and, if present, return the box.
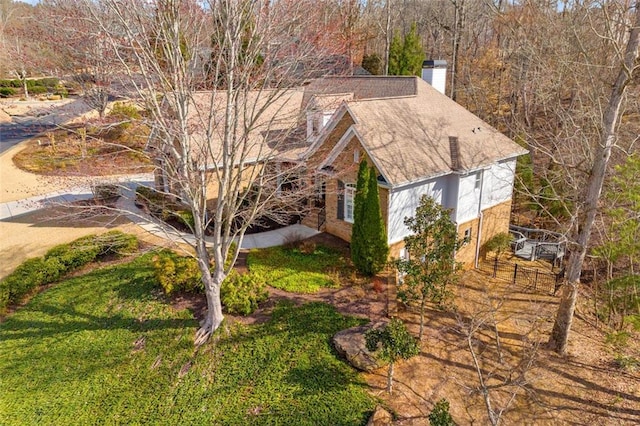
[319,75,418,80]
[347,94,417,102]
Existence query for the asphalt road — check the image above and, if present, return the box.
[0,98,97,154]
[0,117,59,154]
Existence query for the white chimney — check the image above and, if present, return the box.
[421,60,447,95]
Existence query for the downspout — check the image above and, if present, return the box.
[474,170,485,269]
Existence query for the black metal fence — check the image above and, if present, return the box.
[479,258,563,295]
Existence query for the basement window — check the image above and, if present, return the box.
[463,228,472,245]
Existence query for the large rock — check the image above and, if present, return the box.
[367,406,393,426]
[332,321,388,372]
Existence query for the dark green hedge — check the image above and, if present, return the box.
[0,87,16,97]
[0,231,138,314]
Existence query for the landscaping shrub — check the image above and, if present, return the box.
[104,102,142,140]
[173,209,195,230]
[0,258,47,312]
[136,186,170,214]
[92,231,139,256]
[221,271,268,315]
[428,398,455,426]
[152,250,202,295]
[37,77,59,88]
[135,186,195,231]
[54,86,68,97]
[45,241,101,270]
[92,184,120,202]
[298,240,317,255]
[483,232,512,259]
[0,232,138,313]
[0,87,15,98]
[28,85,48,95]
[109,102,141,120]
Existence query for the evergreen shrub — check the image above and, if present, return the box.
[221,271,268,315]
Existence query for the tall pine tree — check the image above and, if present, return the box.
[351,162,389,276]
[388,32,403,76]
[364,166,389,275]
[388,23,423,76]
[351,160,370,274]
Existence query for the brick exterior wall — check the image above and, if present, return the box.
[307,112,392,244]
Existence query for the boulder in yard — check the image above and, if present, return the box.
[367,405,393,426]
[332,321,388,372]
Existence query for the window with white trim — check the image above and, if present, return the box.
[474,172,482,190]
[463,227,472,245]
[344,183,356,223]
[354,149,360,163]
[398,247,409,284]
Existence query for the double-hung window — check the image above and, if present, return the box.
[344,183,356,223]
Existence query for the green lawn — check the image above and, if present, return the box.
[0,254,375,425]
[247,245,348,293]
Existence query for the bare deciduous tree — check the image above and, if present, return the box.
[457,284,540,426]
[548,2,640,354]
[71,0,333,345]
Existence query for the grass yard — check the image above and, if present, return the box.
[247,245,348,293]
[0,254,376,425]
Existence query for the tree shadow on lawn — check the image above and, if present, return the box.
[0,260,196,342]
[0,303,196,341]
[286,362,355,393]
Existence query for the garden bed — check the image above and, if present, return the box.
[135,186,302,236]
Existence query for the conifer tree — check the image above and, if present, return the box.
[363,166,389,275]
[351,162,389,276]
[388,32,403,76]
[351,160,370,275]
[388,23,423,76]
[402,23,423,76]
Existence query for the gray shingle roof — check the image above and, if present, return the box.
[302,76,417,109]
[334,77,527,186]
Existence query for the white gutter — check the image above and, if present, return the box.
[474,169,486,269]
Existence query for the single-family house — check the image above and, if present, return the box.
[151,62,527,268]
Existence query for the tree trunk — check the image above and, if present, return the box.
[384,0,391,75]
[19,70,28,98]
[449,0,465,100]
[387,361,394,394]
[193,225,225,346]
[383,0,391,76]
[548,4,640,354]
[419,298,425,340]
[195,267,225,346]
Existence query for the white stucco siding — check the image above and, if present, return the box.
[481,159,516,210]
[387,177,447,244]
[456,172,481,223]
